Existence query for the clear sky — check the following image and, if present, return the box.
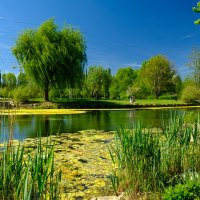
[0,0,200,77]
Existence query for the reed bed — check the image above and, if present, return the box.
[109,117,200,199]
[0,105,62,200]
[0,136,61,200]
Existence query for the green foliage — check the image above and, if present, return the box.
[49,88,61,99]
[109,117,200,198]
[188,47,200,87]
[163,179,200,200]
[140,55,175,99]
[1,73,17,89]
[0,87,14,98]
[181,85,200,103]
[184,111,199,124]
[17,72,27,86]
[85,66,111,99]
[12,18,87,101]
[14,86,32,103]
[193,2,200,24]
[116,67,137,99]
[14,83,42,103]
[0,139,62,200]
[109,77,120,99]
[159,94,178,100]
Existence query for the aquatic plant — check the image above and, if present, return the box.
[0,138,61,200]
[109,117,200,198]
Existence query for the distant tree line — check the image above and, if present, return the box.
[2,50,200,103]
[1,17,200,103]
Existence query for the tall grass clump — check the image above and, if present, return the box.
[109,117,200,198]
[0,138,61,200]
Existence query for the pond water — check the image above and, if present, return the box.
[0,108,199,142]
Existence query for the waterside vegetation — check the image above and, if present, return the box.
[0,138,61,200]
[109,117,200,199]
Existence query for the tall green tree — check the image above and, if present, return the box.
[188,47,200,87]
[12,18,87,101]
[2,73,17,89]
[102,68,112,98]
[140,55,175,99]
[85,66,111,99]
[110,67,137,99]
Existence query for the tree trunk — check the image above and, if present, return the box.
[44,86,49,101]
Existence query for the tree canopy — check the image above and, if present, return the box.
[2,73,17,89]
[140,55,175,99]
[109,67,138,99]
[12,18,87,101]
[85,66,111,99]
[188,47,200,87]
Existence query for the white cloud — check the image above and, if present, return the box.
[180,34,194,40]
[123,62,142,68]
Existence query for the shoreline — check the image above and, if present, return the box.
[1,104,200,115]
[0,130,115,199]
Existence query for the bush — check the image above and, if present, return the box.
[14,86,32,103]
[0,87,14,98]
[14,84,42,103]
[159,94,178,100]
[49,88,61,99]
[181,85,200,103]
[163,179,200,200]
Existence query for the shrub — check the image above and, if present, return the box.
[49,88,61,99]
[163,179,200,200]
[181,85,200,103]
[159,94,178,100]
[14,86,32,103]
[0,87,14,98]
[14,84,42,103]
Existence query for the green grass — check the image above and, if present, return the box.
[109,117,200,199]
[26,98,188,109]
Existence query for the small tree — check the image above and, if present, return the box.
[181,85,200,103]
[140,55,175,99]
[1,73,17,90]
[85,66,110,99]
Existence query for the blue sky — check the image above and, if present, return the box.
[0,0,200,77]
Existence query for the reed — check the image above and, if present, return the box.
[0,138,61,200]
[109,117,200,198]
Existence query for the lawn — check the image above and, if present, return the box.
[25,98,190,109]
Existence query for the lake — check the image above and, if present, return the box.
[0,107,198,142]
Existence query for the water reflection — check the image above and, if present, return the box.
[0,108,199,141]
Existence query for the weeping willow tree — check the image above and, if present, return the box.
[12,18,87,101]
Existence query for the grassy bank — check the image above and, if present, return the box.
[18,98,191,109]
